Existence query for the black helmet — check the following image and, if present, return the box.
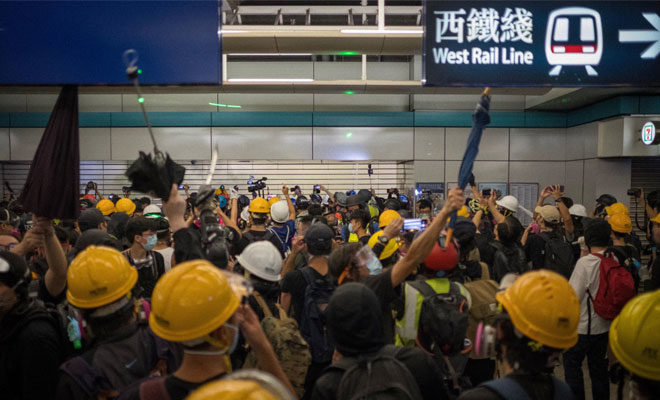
[334,192,348,207]
[384,198,402,211]
[296,195,310,210]
[357,189,372,203]
[345,195,363,208]
[596,194,617,207]
[238,195,251,209]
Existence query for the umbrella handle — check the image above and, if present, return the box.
[443,211,458,249]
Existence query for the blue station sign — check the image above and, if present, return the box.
[423,1,660,86]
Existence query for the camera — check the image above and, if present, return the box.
[86,181,95,190]
[627,188,641,197]
[195,184,233,269]
[247,176,268,198]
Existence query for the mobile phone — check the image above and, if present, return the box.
[403,218,426,231]
[314,185,320,193]
[559,185,565,192]
[178,185,184,190]
[482,188,491,196]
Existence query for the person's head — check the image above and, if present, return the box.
[496,215,524,244]
[378,210,401,229]
[417,199,432,218]
[149,260,242,356]
[329,243,369,284]
[594,194,617,218]
[236,241,283,282]
[555,196,573,210]
[495,195,519,217]
[154,217,171,244]
[70,229,120,260]
[96,199,116,217]
[0,230,20,252]
[345,195,363,213]
[304,223,334,257]
[493,270,579,374]
[534,205,561,231]
[0,251,32,314]
[143,204,163,218]
[66,246,138,337]
[349,209,370,233]
[308,203,323,218]
[248,198,270,226]
[115,198,136,216]
[323,211,338,227]
[125,216,157,250]
[293,186,302,196]
[78,208,107,233]
[0,208,18,231]
[608,290,660,399]
[651,213,660,245]
[140,197,151,206]
[608,213,632,243]
[326,282,385,357]
[367,230,400,267]
[295,196,309,212]
[453,216,477,252]
[55,225,78,254]
[584,218,612,250]
[605,202,629,218]
[421,239,459,277]
[383,198,401,212]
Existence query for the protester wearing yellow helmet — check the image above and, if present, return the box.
[58,246,174,398]
[235,197,286,258]
[366,210,403,266]
[608,290,660,398]
[458,270,579,399]
[116,198,137,216]
[186,370,296,400]
[96,198,116,216]
[119,260,295,400]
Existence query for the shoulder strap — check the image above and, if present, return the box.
[481,377,532,400]
[407,279,437,298]
[301,266,314,285]
[253,291,274,318]
[551,376,572,400]
[244,231,256,242]
[139,377,170,400]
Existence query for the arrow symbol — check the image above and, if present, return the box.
[619,13,660,59]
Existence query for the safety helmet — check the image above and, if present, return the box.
[357,189,372,203]
[238,195,251,209]
[457,205,470,218]
[249,198,270,214]
[605,202,629,216]
[217,196,228,209]
[66,246,138,309]
[149,260,240,342]
[367,230,400,260]
[143,204,162,216]
[270,201,289,224]
[468,198,482,214]
[383,198,402,211]
[496,270,579,349]
[609,290,660,381]
[596,194,617,207]
[568,204,588,218]
[96,199,116,216]
[236,241,282,282]
[652,213,660,224]
[424,240,458,271]
[334,192,347,207]
[115,198,136,215]
[268,197,280,207]
[187,369,296,400]
[608,213,633,234]
[379,210,401,228]
[495,195,519,213]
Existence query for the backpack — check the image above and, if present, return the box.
[610,246,641,293]
[245,229,285,256]
[481,375,572,400]
[539,233,575,279]
[462,279,499,360]
[243,292,311,398]
[587,252,636,322]
[490,242,527,282]
[328,345,423,400]
[299,266,335,363]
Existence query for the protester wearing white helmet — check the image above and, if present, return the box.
[496,195,519,214]
[236,241,284,322]
[268,186,297,254]
[568,204,588,218]
[143,204,162,217]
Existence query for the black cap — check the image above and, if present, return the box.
[78,208,105,232]
[453,217,476,242]
[327,283,384,357]
[384,198,401,211]
[0,250,31,289]
[584,218,611,248]
[304,223,334,256]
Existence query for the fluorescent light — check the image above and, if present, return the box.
[340,29,422,34]
[228,53,312,56]
[227,78,314,83]
[218,29,248,34]
[209,102,242,108]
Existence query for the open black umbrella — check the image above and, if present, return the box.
[19,85,80,220]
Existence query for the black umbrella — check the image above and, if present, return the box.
[19,85,80,220]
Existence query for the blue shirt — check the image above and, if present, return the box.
[270,220,296,252]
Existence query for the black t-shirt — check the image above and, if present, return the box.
[364,268,398,344]
[281,266,327,324]
[458,373,557,400]
[311,346,449,400]
[117,373,226,400]
[123,250,165,299]
[524,233,548,270]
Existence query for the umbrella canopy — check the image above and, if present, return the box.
[19,85,80,219]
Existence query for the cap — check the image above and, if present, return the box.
[0,250,31,289]
[535,205,560,223]
[303,223,334,255]
[605,202,629,216]
[608,213,632,234]
[78,209,105,232]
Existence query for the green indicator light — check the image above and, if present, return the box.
[337,51,360,56]
[227,104,242,108]
[137,97,145,103]
[209,102,227,107]
[344,90,355,95]
[346,132,353,138]
[137,69,142,75]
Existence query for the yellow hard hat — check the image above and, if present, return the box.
[609,290,660,381]
[608,213,633,234]
[186,379,277,400]
[368,230,400,260]
[66,246,138,309]
[496,270,579,349]
[249,198,270,214]
[457,205,470,218]
[605,202,629,216]
[149,260,240,342]
[115,198,136,215]
[268,197,280,207]
[651,213,660,224]
[378,210,401,228]
[96,199,116,216]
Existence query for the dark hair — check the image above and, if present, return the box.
[498,313,560,375]
[85,299,136,339]
[308,203,323,217]
[154,218,170,241]
[251,212,268,226]
[349,209,371,230]
[125,217,155,244]
[328,243,362,284]
[55,225,78,246]
[140,197,151,206]
[497,216,523,244]
[556,196,573,209]
[418,199,432,210]
[612,230,627,240]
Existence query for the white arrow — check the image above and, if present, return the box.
[619,13,660,59]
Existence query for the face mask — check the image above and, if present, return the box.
[348,223,354,233]
[225,323,240,354]
[143,234,157,251]
[419,213,430,219]
[366,256,382,275]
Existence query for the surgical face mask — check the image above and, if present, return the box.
[143,234,157,251]
[419,213,430,219]
[355,245,382,276]
[348,223,354,233]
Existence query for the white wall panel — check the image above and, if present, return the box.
[212,94,313,112]
[414,161,445,183]
[111,127,211,160]
[582,122,599,158]
[594,159,632,208]
[212,127,312,160]
[313,127,413,160]
[413,94,526,111]
[314,62,361,80]
[367,62,410,81]
[445,161,508,183]
[26,94,58,112]
[313,94,409,111]
[566,125,586,160]
[228,61,313,79]
[445,128,509,161]
[122,94,217,112]
[509,161,566,190]
[0,94,27,112]
[79,94,122,113]
[509,128,565,161]
[80,128,111,161]
[414,128,444,160]
[582,159,598,211]
[0,128,9,160]
[565,160,584,204]
[9,128,42,161]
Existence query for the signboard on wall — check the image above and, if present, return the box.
[0,1,221,85]
[423,1,660,86]
[642,121,659,145]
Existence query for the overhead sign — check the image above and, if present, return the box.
[0,1,221,85]
[423,1,660,86]
[642,121,659,145]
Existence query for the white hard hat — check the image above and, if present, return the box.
[568,204,588,218]
[235,241,283,282]
[240,207,250,222]
[495,195,519,212]
[143,204,162,216]
[270,201,289,224]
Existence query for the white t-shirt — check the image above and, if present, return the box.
[569,251,611,335]
[155,247,174,272]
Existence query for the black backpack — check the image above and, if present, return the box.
[299,266,335,363]
[244,229,285,255]
[539,233,575,279]
[490,242,527,282]
[329,345,423,400]
[610,245,641,293]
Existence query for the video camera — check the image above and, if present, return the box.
[247,176,268,198]
[195,184,234,269]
